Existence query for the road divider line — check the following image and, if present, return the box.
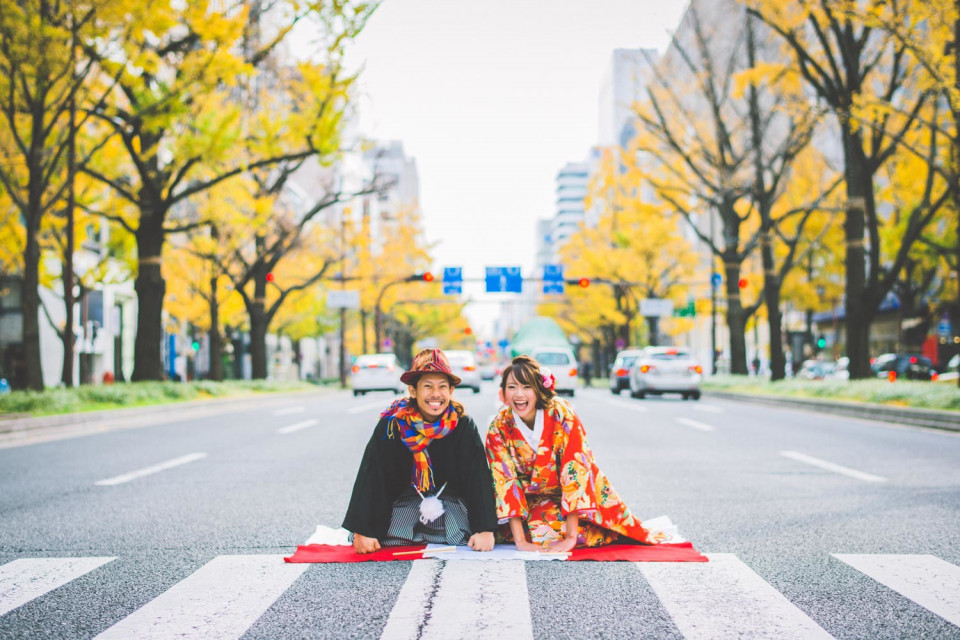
[675,417,715,432]
[692,404,724,414]
[637,553,833,639]
[277,419,319,435]
[381,560,533,640]
[94,453,208,486]
[347,398,393,415]
[94,555,307,640]
[833,554,960,626]
[0,557,115,617]
[780,451,886,483]
[272,406,305,416]
[604,399,649,412]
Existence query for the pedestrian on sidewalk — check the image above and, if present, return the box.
[343,348,497,554]
[486,355,679,552]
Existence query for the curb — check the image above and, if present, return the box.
[0,387,334,435]
[705,391,960,432]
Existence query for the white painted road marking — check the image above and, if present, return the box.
[780,451,886,483]
[675,417,715,432]
[347,398,393,415]
[381,560,533,640]
[272,406,305,416]
[277,419,319,435]
[833,554,960,626]
[605,399,649,412]
[95,555,307,640]
[94,453,208,486]
[638,553,834,639]
[0,557,115,617]
[692,404,724,414]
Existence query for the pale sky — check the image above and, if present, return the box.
[342,0,689,335]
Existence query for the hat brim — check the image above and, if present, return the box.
[400,371,462,387]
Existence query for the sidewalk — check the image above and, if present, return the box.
[706,390,960,432]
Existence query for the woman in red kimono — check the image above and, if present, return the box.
[485,355,674,552]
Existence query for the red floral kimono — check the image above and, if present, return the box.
[485,398,666,547]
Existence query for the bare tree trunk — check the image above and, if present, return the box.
[131,200,167,381]
[208,275,223,381]
[841,129,872,379]
[723,254,749,375]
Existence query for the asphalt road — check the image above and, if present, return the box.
[0,384,958,639]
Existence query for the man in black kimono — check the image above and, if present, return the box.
[343,348,497,553]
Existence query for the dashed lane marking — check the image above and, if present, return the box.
[94,453,208,486]
[674,417,715,432]
[780,451,886,483]
[277,419,319,435]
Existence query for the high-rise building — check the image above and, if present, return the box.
[598,48,657,148]
[551,161,589,262]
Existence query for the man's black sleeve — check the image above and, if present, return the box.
[342,419,393,539]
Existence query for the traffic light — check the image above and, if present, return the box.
[578,278,590,288]
[816,335,826,350]
[266,272,275,283]
[464,327,473,335]
[738,278,748,289]
[410,272,434,282]
[191,341,200,352]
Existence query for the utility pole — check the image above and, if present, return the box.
[710,208,718,375]
[338,214,347,388]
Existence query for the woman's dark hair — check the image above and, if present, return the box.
[499,355,556,409]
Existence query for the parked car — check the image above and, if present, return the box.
[797,359,837,380]
[870,353,936,381]
[531,347,578,396]
[629,346,702,400]
[938,354,960,382]
[445,350,482,393]
[609,349,643,395]
[350,353,404,396]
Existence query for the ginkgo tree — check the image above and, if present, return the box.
[81,0,376,382]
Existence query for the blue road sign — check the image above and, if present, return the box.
[498,338,510,352]
[486,266,523,293]
[543,264,564,294]
[443,267,463,295]
[711,273,722,287]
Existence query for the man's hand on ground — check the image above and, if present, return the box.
[353,533,381,554]
[467,531,495,552]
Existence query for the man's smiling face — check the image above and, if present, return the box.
[410,373,453,421]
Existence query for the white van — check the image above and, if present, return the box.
[530,347,578,396]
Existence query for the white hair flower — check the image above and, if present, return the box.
[539,366,555,390]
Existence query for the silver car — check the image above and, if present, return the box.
[445,350,482,394]
[629,346,702,400]
[350,354,404,397]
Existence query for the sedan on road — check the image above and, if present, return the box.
[445,350,482,393]
[629,346,702,400]
[350,353,404,396]
[871,353,936,381]
[609,349,643,394]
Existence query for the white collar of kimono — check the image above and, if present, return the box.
[512,408,544,449]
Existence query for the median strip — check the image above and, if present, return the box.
[780,451,886,483]
[94,453,208,486]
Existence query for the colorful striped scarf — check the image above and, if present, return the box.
[382,398,459,492]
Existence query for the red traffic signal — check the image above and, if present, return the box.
[738,278,747,289]
[266,272,275,283]
[422,272,434,282]
[464,327,473,335]
[578,278,590,288]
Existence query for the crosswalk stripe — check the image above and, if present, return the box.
[381,560,533,640]
[833,554,960,627]
[0,557,115,617]
[94,555,307,639]
[637,553,834,639]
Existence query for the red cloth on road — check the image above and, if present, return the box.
[566,541,708,562]
[283,541,707,563]
[284,544,426,563]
